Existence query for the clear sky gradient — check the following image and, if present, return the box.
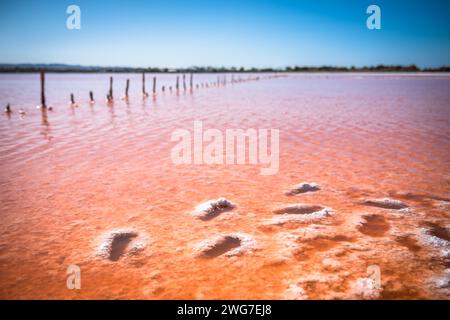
[0,0,449,68]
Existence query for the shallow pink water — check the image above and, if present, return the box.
[0,73,449,299]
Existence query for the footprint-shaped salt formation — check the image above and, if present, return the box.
[420,224,450,296]
[361,198,408,210]
[194,233,255,258]
[285,182,320,196]
[192,198,235,220]
[420,223,450,256]
[274,204,324,215]
[266,204,332,225]
[356,214,390,237]
[96,228,147,261]
[419,223,450,290]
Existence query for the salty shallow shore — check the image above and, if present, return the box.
[0,73,449,299]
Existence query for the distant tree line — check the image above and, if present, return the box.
[0,63,449,73]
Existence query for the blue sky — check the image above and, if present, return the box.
[0,0,449,68]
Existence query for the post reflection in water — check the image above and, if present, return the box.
[40,108,52,141]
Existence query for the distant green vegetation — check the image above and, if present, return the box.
[0,63,449,73]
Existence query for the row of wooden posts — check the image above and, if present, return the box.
[5,72,283,114]
[35,71,265,108]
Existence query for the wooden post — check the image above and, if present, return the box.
[89,91,94,103]
[142,72,146,96]
[176,76,179,91]
[109,76,113,100]
[70,93,75,104]
[152,77,156,95]
[40,71,46,108]
[162,85,165,92]
[183,74,186,91]
[189,73,193,90]
[125,79,130,98]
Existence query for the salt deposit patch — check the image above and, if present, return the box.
[420,224,450,248]
[419,223,450,269]
[194,233,255,258]
[192,198,235,220]
[361,198,408,210]
[285,182,320,196]
[274,204,324,215]
[427,224,450,243]
[265,204,333,225]
[96,228,148,261]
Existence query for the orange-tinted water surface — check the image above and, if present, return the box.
[0,73,449,299]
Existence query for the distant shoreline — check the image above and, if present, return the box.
[0,64,449,73]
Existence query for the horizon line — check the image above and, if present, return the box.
[1,63,450,73]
